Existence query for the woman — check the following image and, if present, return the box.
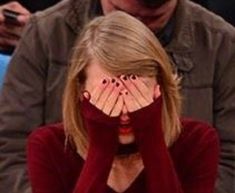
[27,11,219,193]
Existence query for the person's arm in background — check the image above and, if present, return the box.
[0,15,48,193]
[0,1,30,52]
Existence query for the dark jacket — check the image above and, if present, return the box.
[0,0,235,193]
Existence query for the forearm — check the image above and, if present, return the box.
[134,121,182,193]
[74,99,119,193]
[130,99,183,193]
[0,18,47,193]
[73,150,115,193]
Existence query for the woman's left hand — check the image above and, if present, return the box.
[120,75,160,112]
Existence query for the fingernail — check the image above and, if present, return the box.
[111,78,116,83]
[123,76,127,81]
[125,91,128,95]
[131,75,136,80]
[102,79,107,84]
[116,82,120,87]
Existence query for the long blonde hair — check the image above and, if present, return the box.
[63,11,181,157]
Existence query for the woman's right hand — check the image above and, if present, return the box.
[88,78,124,117]
[75,78,124,193]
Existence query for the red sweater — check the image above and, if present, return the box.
[27,100,219,193]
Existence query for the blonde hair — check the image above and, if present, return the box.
[63,11,182,157]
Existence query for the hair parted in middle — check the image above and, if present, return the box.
[63,11,181,157]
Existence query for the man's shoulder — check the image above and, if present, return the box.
[169,0,235,53]
[33,0,70,22]
[185,0,235,37]
[25,0,74,37]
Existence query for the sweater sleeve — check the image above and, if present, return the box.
[130,98,183,193]
[72,99,119,193]
[130,98,219,193]
[27,100,120,193]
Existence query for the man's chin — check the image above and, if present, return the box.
[138,0,171,8]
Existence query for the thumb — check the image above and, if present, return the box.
[17,14,30,25]
[154,84,161,99]
[83,90,91,100]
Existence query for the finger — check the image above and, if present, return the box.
[95,78,117,110]
[81,90,91,101]
[0,2,31,25]
[154,84,161,99]
[130,75,154,102]
[4,1,31,15]
[17,14,30,25]
[0,36,18,47]
[3,25,23,37]
[0,13,4,23]
[120,75,151,107]
[110,94,124,117]
[102,80,124,115]
[89,78,110,105]
[122,89,141,112]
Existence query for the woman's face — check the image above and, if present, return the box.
[83,60,158,144]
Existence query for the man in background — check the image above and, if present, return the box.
[0,0,234,193]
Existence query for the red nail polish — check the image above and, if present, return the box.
[102,79,107,84]
[111,79,116,83]
[116,82,120,87]
[123,76,127,81]
[131,75,136,80]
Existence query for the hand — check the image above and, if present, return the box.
[88,78,124,117]
[0,1,31,50]
[120,75,161,112]
[80,78,124,150]
[120,74,163,145]
[76,84,122,193]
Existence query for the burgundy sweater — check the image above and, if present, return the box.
[27,100,219,193]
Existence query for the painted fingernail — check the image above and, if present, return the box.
[116,82,120,87]
[102,79,107,84]
[131,75,136,80]
[125,91,128,95]
[123,76,127,81]
[111,78,116,83]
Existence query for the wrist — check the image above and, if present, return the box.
[80,98,119,127]
[130,97,162,135]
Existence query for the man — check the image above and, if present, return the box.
[0,0,234,193]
